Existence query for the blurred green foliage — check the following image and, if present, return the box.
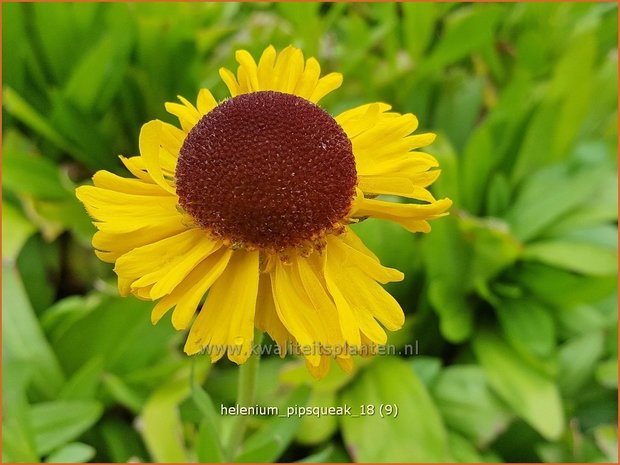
[3,2,618,463]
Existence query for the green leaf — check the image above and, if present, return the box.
[2,203,36,261]
[411,356,443,388]
[63,9,134,113]
[296,390,338,445]
[2,88,78,157]
[460,125,498,214]
[447,432,484,462]
[196,418,225,463]
[524,240,618,276]
[593,424,618,462]
[29,401,103,455]
[432,365,512,447]
[3,147,73,201]
[596,358,618,389]
[2,263,65,398]
[511,23,597,182]
[433,73,484,152]
[486,172,512,217]
[296,444,336,463]
[558,331,605,396]
[48,295,175,375]
[505,165,603,242]
[279,359,356,394]
[45,442,95,463]
[2,361,38,462]
[496,299,556,359]
[31,3,81,82]
[428,281,473,343]
[236,385,311,462]
[541,171,617,236]
[139,369,192,463]
[340,358,451,462]
[460,215,522,289]
[101,373,144,413]
[402,3,438,60]
[59,357,104,401]
[191,366,224,463]
[48,91,114,169]
[517,263,617,307]
[426,5,502,71]
[16,234,60,314]
[473,330,564,440]
[100,418,148,463]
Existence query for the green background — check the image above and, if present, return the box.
[3,2,618,463]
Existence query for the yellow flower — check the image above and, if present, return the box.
[76,45,451,379]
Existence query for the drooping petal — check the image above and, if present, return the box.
[114,228,219,297]
[270,259,324,367]
[151,248,233,329]
[324,236,405,338]
[321,248,362,349]
[254,273,291,355]
[91,218,187,263]
[185,250,260,364]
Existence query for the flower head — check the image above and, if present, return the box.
[76,45,451,378]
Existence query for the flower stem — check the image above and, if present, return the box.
[225,329,263,460]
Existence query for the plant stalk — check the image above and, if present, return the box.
[225,329,263,460]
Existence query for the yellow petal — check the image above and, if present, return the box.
[325,238,405,334]
[160,121,185,159]
[271,259,323,366]
[76,185,178,223]
[293,57,321,99]
[327,235,403,284]
[197,88,218,115]
[92,171,168,196]
[353,113,418,147]
[135,238,221,300]
[336,356,354,375]
[305,355,331,380]
[320,249,362,349]
[235,49,260,92]
[357,175,437,202]
[184,250,259,364]
[119,155,153,183]
[336,103,387,139]
[139,121,176,194]
[356,152,439,178]
[353,197,452,233]
[177,95,201,121]
[255,273,291,355]
[272,45,296,91]
[92,218,187,260]
[219,67,239,97]
[309,72,343,103]
[115,229,213,293]
[294,257,346,352]
[257,45,277,89]
[151,248,233,329]
[164,102,199,133]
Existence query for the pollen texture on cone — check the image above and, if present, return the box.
[175,91,357,249]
